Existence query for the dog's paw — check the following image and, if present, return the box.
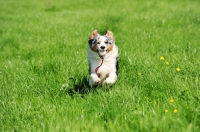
[89,75,101,87]
[103,78,116,85]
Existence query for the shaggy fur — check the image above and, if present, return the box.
[88,30,118,87]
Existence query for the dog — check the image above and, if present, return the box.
[88,30,118,87]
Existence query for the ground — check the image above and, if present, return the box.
[0,0,200,131]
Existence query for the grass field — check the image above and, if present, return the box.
[1,0,200,131]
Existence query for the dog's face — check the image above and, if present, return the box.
[88,30,115,56]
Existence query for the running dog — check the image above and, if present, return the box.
[88,30,118,87]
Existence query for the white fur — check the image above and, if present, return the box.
[88,36,118,87]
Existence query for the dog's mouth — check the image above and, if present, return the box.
[97,49,107,56]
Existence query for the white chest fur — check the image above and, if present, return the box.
[88,45,118,82]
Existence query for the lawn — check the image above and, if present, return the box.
[0,0,200,131]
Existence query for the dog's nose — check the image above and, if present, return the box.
[100,46,105,49]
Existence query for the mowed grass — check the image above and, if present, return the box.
[0,0,200,131]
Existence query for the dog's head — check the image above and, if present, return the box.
[88,30,115,56]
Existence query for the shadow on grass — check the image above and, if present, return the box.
[67,76,91,97]
[60,75,113,97]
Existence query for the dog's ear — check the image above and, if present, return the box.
[88,30,99,44]
[105,30,114,40]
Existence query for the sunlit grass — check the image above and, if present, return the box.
[0,0,200,131]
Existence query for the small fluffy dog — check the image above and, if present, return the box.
[88,30,118,87]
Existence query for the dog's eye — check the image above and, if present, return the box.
[97,41,100,44]
[105,41,108,44]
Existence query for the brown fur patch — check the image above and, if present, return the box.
[89,30,99,40]
[104,40,108,44]
[105,30,114,40]
[89,30,99,53]
[105,30,114,53]
[90,44,98,53]
[106,44,113,53]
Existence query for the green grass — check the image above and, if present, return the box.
[1,0,200,131]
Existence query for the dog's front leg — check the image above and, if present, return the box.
[103,72,117,85]
[89,73,101,87]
